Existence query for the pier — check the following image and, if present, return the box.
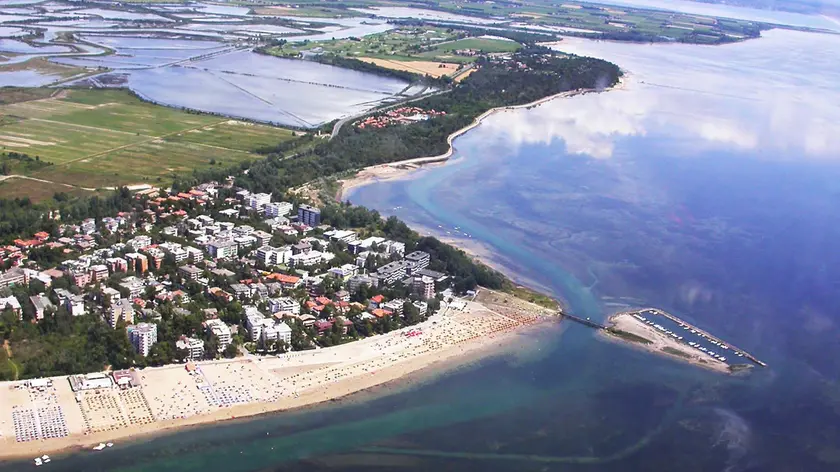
[642,308,766,367]
[558,311,607,330]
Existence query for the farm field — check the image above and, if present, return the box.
[0,88,297,197]
[358,57,464,78]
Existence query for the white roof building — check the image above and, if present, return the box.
[128,323,157,357]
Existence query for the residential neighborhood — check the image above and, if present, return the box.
[0,179,462,368]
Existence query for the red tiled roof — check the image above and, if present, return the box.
[267,273,300,284]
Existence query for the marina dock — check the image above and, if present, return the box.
[559,307,766,369]
[643,308,766,367]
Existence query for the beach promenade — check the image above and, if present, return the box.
[0,293,554,460]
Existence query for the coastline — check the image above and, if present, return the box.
[336,78,625,201]
[0,294,556,461]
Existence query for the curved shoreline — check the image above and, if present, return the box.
[0,294,556,462]
[337,78,625,201]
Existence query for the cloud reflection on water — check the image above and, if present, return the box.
[476,29,840,161]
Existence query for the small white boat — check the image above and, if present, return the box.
[93,443,106,451]
[107,442,114,448]
[34,458,43,466]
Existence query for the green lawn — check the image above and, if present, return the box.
[0,89,298,194]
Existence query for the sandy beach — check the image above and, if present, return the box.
[0,292,557,461]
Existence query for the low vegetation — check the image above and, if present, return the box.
[606,327,653,345]
[0,88,297,197]
[662,346,692,358]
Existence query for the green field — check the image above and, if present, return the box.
[265,26,519,66]
[424,37,521,55]
[0,89,297,196]
[0,177,95,202]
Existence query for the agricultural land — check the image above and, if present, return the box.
[263,26,522,78]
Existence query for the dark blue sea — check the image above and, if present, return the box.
[5,28,840,472]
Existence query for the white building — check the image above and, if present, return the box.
[261,321,292,345]
[185,246,204,263]
[29,294,53,320]
[205,318,231,352]
[251,230,272,247]
[247,193,272,210]
[109,298,135,328]
[176,336,205,361]
[0,295,22,320]
[68,372,113,392]
[289,250,323,267]
[160,242,188,263]
[268,297,300,315]
[412,276,435,299]
[413,300,429,316]
[55,289,86,317]
[264,201,293,218]
[257,245,292,266]
[383,299,405,316]
[128,322,157,357]
[207,239,237,260]
[328,264,358,281]
[245,307,269,341]
[119,276,144,298]
[233,225,254,236]
[405,251,430,271]
[126,235,152,251]
[324,229,358,243]
[348,274,377,293]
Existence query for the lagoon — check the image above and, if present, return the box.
[50,36,409,128]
